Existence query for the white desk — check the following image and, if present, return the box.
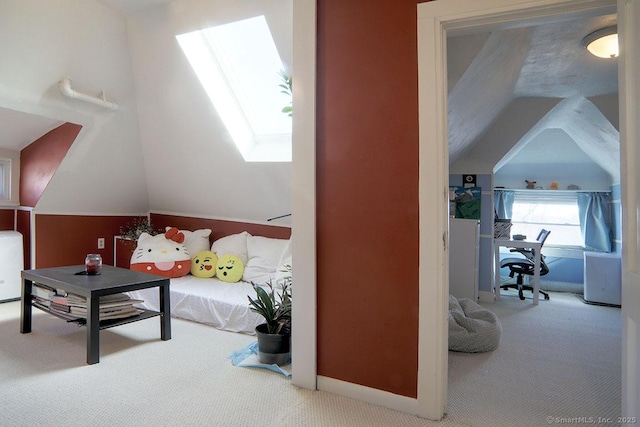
[494,238,542,305]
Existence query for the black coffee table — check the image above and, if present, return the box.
[20,265,171,364]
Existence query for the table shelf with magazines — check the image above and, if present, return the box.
[21,265,171,364]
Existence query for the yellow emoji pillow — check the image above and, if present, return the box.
[191,250,218,278]
[216,254,244,283]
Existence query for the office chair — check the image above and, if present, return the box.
[500,229,551,301]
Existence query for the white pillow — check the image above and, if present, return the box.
[242,235,289,285]
[274,238,292,287]
[211,231,250,265]
[166,227,212,258]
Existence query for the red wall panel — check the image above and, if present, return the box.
[34,214,291,270]
[20,123,82,207]
[316,0,421,397]
[0,208,14,230]
[151,213,291,245]
[35,214,139,268]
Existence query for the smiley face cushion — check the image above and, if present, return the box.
[216,254,244,283]
[191,250,218,278]
[130,227,191,278]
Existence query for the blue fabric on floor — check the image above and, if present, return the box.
[228,341,291,377]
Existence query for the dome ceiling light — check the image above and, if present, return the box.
[582,26,618,59]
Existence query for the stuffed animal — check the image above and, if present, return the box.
[191,250,218,278]
[216,254,244,283]
[165,227,212,258]
[130,227,191,278]
[525,180,536,189]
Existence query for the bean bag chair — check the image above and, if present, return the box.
[448,294,502,353]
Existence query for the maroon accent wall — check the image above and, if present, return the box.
[151,213,291,245]
[0,208,14,230]
[20,122,82,207]
[34,214,139,268]
[114,238,138,269]
[33,213,290,270]
[316,0,423,397]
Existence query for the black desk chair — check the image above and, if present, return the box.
[500,229,551,301]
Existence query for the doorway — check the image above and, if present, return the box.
[417,0,626,420]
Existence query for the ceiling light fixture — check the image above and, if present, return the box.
[582,26,618,59]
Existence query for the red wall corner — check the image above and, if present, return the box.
[20,122,82,207]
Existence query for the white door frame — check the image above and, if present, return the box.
[291,0,317,390]
[618,0,640,418]
[417,0,622,420]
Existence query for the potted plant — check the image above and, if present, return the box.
[116,217,162,269]
[278,71,292,117]
[119,217,161,241]
[247,265,291,365]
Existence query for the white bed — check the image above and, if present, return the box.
[126,230,292,335]
[127,275,263,335]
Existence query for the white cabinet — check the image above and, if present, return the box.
[584,252,621,306]
[0,231,24,301]
[449,219,479,301]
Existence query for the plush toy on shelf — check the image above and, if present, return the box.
[525,180,537,189]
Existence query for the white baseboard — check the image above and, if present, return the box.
[317,375,419,416]
[478,291,495,303]
[540,280,583,294]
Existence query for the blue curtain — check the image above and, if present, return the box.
[494,190,514,219]
[577,192,612,252]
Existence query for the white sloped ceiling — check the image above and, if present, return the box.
[127,0,293,225]
[0,0,150,215]
[448,10,620,186]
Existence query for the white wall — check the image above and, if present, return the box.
[453,95,620,191]
[451,97,561,174]
[0,148,20,206]
[494,128,612,190]
[127,0,292,226]
[0,0,149,215]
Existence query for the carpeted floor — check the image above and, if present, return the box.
[0,291,622,426]
[447,290,621,427]
[0,301,462,427]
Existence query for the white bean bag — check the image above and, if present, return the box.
[448,294,502,353]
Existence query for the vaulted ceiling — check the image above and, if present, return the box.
[1,2,620,185]
[447,9,619,182]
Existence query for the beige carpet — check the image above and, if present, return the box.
[0,301,462,427]
[447,291,621,427]
[0,291,621,427]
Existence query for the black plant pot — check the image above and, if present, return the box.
[255,323,291,366]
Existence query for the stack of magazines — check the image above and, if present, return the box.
[32,283,143,321]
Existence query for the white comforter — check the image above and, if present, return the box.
[127,275,263,335]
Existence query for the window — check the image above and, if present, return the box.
[176,16,292,162]
[510,192,582,247]
[0,159,10,201]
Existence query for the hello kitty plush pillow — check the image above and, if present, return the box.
[165,227,212,259]
[130,227,191,278]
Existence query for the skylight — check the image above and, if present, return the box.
[177,16,292,162]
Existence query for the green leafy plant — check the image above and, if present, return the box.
[248,265,291,334]
[119,217,161,241]
[278,71,292,117]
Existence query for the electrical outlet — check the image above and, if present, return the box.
[98,238,105,249]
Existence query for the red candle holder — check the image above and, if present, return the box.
[85,254,102,275]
